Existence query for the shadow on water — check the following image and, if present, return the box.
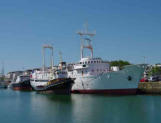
[37,93,72,103]
[35,93,136,104]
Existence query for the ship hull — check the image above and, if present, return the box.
[31,78,74,94]
[10,80,32,91]
[72,89,137,95]
[72,64,146,94]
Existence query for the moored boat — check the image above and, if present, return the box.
[32,78,74,94]
[9,75,32,91]
[30,68,74,94]
[30,45,74,94]
[67,25,146,95]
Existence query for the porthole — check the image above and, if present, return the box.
[128,76,132,81]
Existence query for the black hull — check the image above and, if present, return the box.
[37,78,74,94]
[11,80,32,91]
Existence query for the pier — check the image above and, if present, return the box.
[138,82,161,94]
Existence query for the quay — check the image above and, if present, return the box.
[138,82,161,94]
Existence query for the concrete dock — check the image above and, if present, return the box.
[138,82,161,94]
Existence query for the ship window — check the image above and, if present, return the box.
[128,76,132,81]
[80,62,82,64]
[94,61,96,63]
[91,61,93,63]
[85,61,87,64]
[88,61,90,64]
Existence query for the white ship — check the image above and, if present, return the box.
[68,25,146,94]
[30,45,74,94]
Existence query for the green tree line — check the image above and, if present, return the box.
[148,66,161,76]
[110,60,131,69]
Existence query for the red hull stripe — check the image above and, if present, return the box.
[12,87,32,91]
[71,89,137,95]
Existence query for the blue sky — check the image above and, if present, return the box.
[0,0,161,73]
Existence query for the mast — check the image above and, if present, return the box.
[77,23,96,59]
[42,44,54,71]
[59,51,63,70]
[1,61,4,76]
[0,61,5,81]
[59,51,63,63]
[42,46,45,71]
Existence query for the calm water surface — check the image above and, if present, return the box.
[0,89,161,123]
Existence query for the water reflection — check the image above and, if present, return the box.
[40,94,72,103]
[0,90,161,123]
[70,94,161,123]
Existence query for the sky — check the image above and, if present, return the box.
[0,0,161,73]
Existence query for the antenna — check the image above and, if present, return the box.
[84,22,88,33]
[1,61,4,76]
[59,51,63,63]
[142,56,147,64]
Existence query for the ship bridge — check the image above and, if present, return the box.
[79,57,103,65]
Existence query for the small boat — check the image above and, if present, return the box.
[0,77,8,89]
[0,64,8,89]
[0,83,8,89]
[9,75,32,91]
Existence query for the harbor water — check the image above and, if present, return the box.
[0,89,161,123]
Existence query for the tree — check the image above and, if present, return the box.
[148,66,161,76]
[110,60,131,69]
